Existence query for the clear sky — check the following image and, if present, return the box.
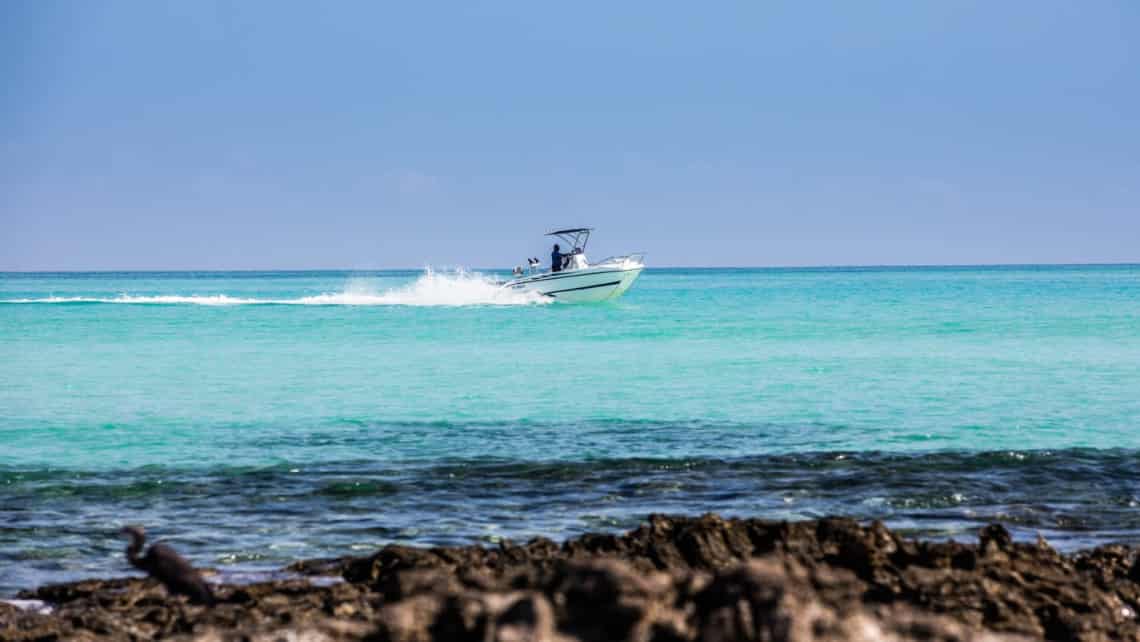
[2,1,1137,270]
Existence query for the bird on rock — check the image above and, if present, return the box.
[119,525,215,606]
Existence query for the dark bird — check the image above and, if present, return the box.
[120,525,215,606]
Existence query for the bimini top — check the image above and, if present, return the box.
[545,227,594,236]
[545,227,593,252]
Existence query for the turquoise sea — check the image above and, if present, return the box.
[2,266,1139,594]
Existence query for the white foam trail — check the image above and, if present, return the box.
[0,269,550,307]
[0,295,260,305]
[297,268,549,306]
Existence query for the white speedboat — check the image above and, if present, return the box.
[503,228,645,302]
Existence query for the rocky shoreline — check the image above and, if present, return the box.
[3,514,1139,641]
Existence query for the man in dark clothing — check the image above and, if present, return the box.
[551,244,565,272]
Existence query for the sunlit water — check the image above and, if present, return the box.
[2,266,1139,594]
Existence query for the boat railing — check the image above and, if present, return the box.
[591,252,645,267]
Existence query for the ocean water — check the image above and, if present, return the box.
[2,266,1139,595]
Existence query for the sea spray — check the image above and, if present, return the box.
[294,268,550,306]
[0,268,550,306]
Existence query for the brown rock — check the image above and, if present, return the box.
[6,515,1140,641]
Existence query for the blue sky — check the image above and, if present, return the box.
[2,1,1137,269]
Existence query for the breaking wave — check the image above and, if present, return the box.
[0,269,549,307]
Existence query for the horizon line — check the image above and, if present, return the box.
[1,261,1138,274]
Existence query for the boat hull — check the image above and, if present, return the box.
[504,265,644,302]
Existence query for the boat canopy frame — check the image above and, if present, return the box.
[545,228,593,253]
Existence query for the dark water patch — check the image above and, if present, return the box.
[2,448,1139,595]
[315,480,402,498]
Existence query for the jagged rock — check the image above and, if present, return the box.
[4,515,1139,641]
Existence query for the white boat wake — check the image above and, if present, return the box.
[1,269,551,307]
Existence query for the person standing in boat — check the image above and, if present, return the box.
[551,244,566,272]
